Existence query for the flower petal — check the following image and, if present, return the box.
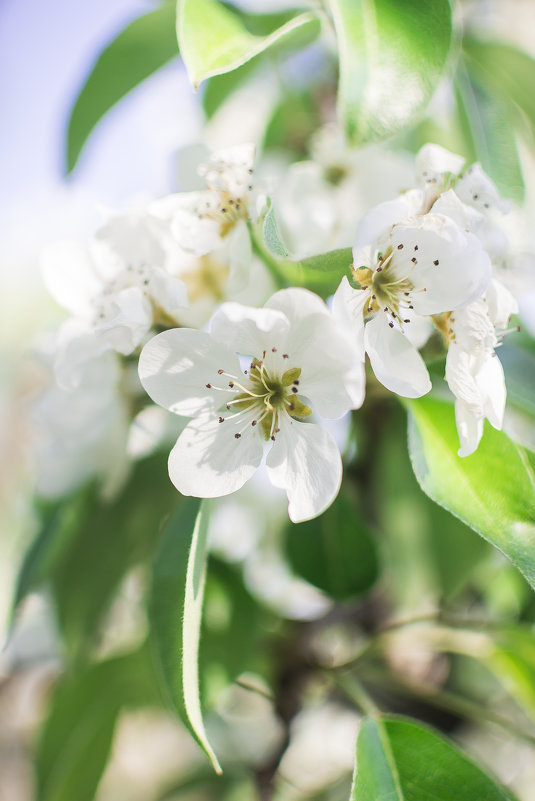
[455,399,484,457]
[365,314,431,397]
[168,413,263,497]
[416,144,465,186]
[486,279,518,329]
[210,302,290,357]
[42,241,100,317]
[456,163,511,214]
[138,328,241,416]
[267,287,362,416]
[266,418,342,523]
[96,286,152,354]
[353,194,421,267]
[226,219,252,293]
[391,214,491,315]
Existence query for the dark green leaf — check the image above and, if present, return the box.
[352,715,516,800]
[329,0,453,145]
[178,0,320,89]
[51,452,180,661]
[201,558,260,695]
[149,499,221,772]
[37,646,158,801]
[66,4,179,173]
[12,489,92,616]
[285,487,378,600]
[407,396,535,589]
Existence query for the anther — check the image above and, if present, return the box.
[433,259,439,265]
[376,266,383,272]
[218,369,224,374]
[218,417,224,423]
[206,383,212,388]
[252,420,257,426]
[404,319,410,323]
[272,347,277,352]
[411,257,418,264]
[414,245,419,251]
[283,353,289,359]
[292,386,298,393]
[389,322,394,328]
[235,433,241,439]
[397,243,404,249]
[229,381,234,388]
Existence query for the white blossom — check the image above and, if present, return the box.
[138,288,363,522]
[444,280,518,456]
[333,195,491,398]
[153,144,263,293]
[42,207,189,355]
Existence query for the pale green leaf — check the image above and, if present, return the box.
[407,396,535,589]
[455,65,524,200]
[177,0,321,89]
[149,499,221,773]
[66,3,178,173]
[351,715,516,800]
[463,39,535,143]
[329,0,453,144]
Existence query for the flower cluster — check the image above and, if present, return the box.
[32,140,527,519]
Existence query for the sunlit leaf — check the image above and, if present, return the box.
[463,39,535,143]
[178,0,320,89]
[455,65,524,199]
[149,499,221,773]
[351,715,516,800]
[407,396,535,589]
[66,3,178,172]
[329,0,453,144]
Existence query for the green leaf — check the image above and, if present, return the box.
[12,489,91,617]
[351,715,516,800]
[66,3,178,173]
[463,39,535,144]
[201,559,260,696]
[178,0,320,89]
[149,498,221,773]
[329,0,453,145]
[285,487,379,601]
[407,396,535,589]
[455,65,524,200]
[260,204,351,297]
[50,452,179,661]
[36,647,158,801]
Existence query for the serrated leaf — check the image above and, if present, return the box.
[178,0,320,89]
[36,647,158,801]
[149,499,221,773]
[407,396,535,589]
[351,715,516,800]
[66,3,179,173]
[285,487,378,601]
[329,0,453,145]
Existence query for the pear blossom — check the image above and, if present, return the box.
[444,280,518,456]
[42,206,189,355]
[31,329,130,498]
[153,143,263,293]
[138,288,363,522]
[333,195,492,398]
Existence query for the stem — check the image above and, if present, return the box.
[334,672,379,716]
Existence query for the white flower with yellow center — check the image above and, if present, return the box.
[43,207,188,355]
[445,280,518,456]
[138,288,363,522]
[153,143,262,293]
[333,196,492,398]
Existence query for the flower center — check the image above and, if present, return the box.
[352,247,418,330]
[205,349,311,441]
